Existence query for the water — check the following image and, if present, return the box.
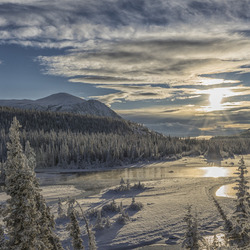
[36,164,248,192]
[216,184,236,198]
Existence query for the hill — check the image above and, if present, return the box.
[0,105,143,135]
[0,93,121,119]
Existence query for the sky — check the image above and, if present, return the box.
[0,0,250,137]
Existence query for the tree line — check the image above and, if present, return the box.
[0,106,250,169]
[0,107,206,168]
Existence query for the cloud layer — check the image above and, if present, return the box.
[1,0,250,136]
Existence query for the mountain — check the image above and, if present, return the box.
[0,93,121,119]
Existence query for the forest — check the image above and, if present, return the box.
[0,117,250,249]
[0,106,250,169]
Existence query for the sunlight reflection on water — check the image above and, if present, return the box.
[37,165,248,191]
[216,184,236,198]
[199,167,229,178]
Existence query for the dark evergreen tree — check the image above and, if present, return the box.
[4,117,42,249]
[68,208,84,250]
[182,205,204,250]
[4,117,63,250]
[228,157,250,247]
[0,224,5,249]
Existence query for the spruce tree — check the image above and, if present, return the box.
[58,198,65,219]
[0,224,5,249]
[4,117,42,249]
[67,198,76,217]
[182,205,204,250]
[25,136,63,249]
[94,210,103,230]
[4,117,63,250]
[87,223,97,250]
[25,140,36,170]
[229,157,250,247]
[68,208,84,250]
[35,193,63,250]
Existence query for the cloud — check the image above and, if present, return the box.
[87,84,205,106]
[3,0,250,88]
[37,36,250,89]
[1,0,250,47]
[117,105,204,137]
[90,84,173,105]
[1,0,250,136]
[116,99,250,137]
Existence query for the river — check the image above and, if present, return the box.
[36,159,250,198]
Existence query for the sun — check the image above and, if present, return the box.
[207,88,234,111]
[209,88,224,110]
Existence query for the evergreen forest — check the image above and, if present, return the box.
[0,106,250,169]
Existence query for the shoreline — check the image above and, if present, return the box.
[35,154,246,175]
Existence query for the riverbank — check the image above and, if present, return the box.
[0,176,237,249]
[53,176,236,249]
[35,154,250,174]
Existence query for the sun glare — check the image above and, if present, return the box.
[205,88,234,112]
[200,167,229,178]
[209,88,224,110]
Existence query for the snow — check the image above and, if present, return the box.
[0,93,121,118]
[36,93,85,106]
[41,185,84,202]
[1,155,249,249]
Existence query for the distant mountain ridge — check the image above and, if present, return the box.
[0,93,121,119]
[211,128,250,139]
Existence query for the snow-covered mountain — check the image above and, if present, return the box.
[0,93,121,119]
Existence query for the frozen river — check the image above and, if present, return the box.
[36,159,249,198]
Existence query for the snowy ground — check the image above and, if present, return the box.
[1,155,250,249]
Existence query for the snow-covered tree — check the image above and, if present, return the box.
[228,157,250,247]
[68,208,84,250]
[26,133,63,249]
[35,193,63,250]
[87,224,97,250]
[129,197,143,211]
[25,140,36,170]
[67,198,76,217]
[4,117,42,249]
[58,198,65,219]
[4,117,63,250]
[94,210,104,230]
[75,200,97,250]
[105,216,111,228]
[120,177,125,185]
[126,179,130,190]
[182,205,204,250]
[116,210,130,225]
[0,224,5,249]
